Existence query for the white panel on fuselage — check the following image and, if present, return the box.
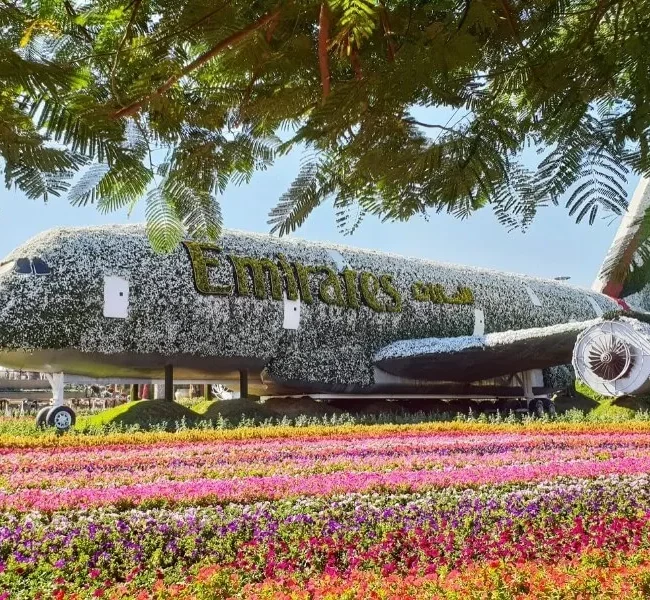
[283,296,301,330]
[529,368,544,388]
[473,308,485,336]
[103,276,129,319]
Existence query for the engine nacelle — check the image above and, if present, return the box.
[573,318,650,397]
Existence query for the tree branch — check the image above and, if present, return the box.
[586,0,612,44]
[69,3,231,64]
[63,0,93,43]
[395,3,413,54]
[379,4,396,61]
[404,118,460,133]
[266,10,280,43]
[460,134,482,169]
[112,9,280,120]
[498,0,523,47]
[237,69,261,126]
[318,3,331,103]
[111,0,142,103]
[350,46,363,80]
[238,12,279,124]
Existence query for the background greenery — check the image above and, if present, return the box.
[3,0,649,252]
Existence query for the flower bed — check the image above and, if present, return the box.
[3,423,650,598]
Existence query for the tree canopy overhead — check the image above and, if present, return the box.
[2,0,649,253]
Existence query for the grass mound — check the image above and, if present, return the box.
[191,399,277,422]
[571,380,650,418]
[80,400,198,428]
[590,396,650,419]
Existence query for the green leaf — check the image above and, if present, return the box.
[268,161,324,236]
[145,185,184,253]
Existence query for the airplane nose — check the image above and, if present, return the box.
[0,264,11,304]
[0,279,10,349]
[0,260,25,349]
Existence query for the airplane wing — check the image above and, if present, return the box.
[373,319,601,383]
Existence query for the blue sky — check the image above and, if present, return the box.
[0,148,639,288]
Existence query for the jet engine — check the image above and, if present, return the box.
[573,318,650,397]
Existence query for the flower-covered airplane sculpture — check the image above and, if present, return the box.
[1,181,649,429]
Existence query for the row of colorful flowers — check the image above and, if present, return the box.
[3,429,650,511]
[4,419,650,448]
[3,474,650,597]
[5,424,650,597]
[3,431,650,492]
[106,551,650,599]
[16,554,650,598]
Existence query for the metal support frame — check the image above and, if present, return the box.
[239,369,248,399]
[513,371,535,400]
[165,365,174,402]
[520,371,534,400]
[260,392,543,401]
[44,373,65,407]
[130,385,138,402]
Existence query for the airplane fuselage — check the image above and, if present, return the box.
[0,225,620,395]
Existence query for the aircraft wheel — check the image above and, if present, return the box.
[528,398,545,418]
[46,406,76,431]
[35,407,50,428]
[543,397,557,418]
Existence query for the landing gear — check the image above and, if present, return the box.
[543,396,557,417]
[45,406,76,431]
[35,372,76,431]
[528,398,546,418]
[528,396,556,418]
[35,405,77,431]
[35,406,50,428]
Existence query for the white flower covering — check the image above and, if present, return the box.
[620,315,650,337]
[0,225,620,387]
[374,319,602,361]
[621,286,650,311]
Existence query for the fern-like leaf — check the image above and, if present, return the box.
[329,0,378,50]
[145,185,184,253]
[163,179,222,241]
[268,161,324,236]
[68,157,153,213]
[67,163,111,205]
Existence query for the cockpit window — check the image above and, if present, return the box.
[14,259,32,274]
[0,258,51,276]
[31,258,51,275]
